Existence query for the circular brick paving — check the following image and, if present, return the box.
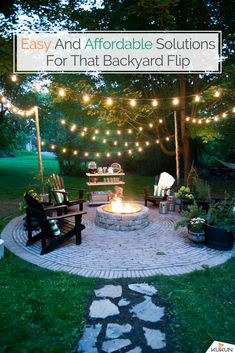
[1,202,234,278]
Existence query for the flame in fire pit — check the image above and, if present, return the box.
[103,197,142,214]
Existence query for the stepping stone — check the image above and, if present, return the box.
[106,323,132,339]
[95,285,122,298]
[143,327,166,350]
[89,299,120,319]
[102,339,131,353]
[77,324,102,353]
[118,298,130,307]
[130,297,164,322]
[128,283,157,296]
[126,347,142,353]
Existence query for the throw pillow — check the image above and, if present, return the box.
[53,189,65,204]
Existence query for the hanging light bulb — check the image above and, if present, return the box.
[1,96,6,103]
[135,142,139,146]
[124,142,128,147]
[106,130,110,135]
[92,136,96,140]
[84,152,89,157]
[198,119,202,124]
[41,141,45,146]
[106,152,110,157]
[83,127,88,132]
[222,113,227,118]
[194,95,200,102]
[138,147,142,152]
[113,141,118,146]
[81,131,85,136]
[70,124,76,131]
[96,153,100,157]
[186,117,190,122]
[128,149,132,154]
[145,141,150,146]
[192,119,196,123]
[117,130,121,135]
[106,97,113,105]
[11,74,17,82]
[149,123,153,128]
[138,126,143,131]
[214,90,220,98]
[128,129,132,134]
[117,152,121,156]
[159,119,163,123]
[62,148,66,153]
[156,139,159,144]
[51,145,55,150]
[152,99,158,107]
[172,97,179,105]
[83,94,90,103]
[130,99,136,107]
[214,116,219,121]
[58,88,65,97]
[73,150,78,155]
[166,137,170,141]
[95,129,99,134]
[206,119,210,123]
[232,107,235,113]
[103,139,107,143]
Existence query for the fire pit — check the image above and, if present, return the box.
[95,198,149,231]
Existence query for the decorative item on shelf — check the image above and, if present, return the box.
[92,177,98,183]
[108,167,114,173]
[97,167,103,174]
[159,201,169,214]
[103,167,107,173]
[167,195,175,212]
[88,161,97,174]
[110,163,122,173]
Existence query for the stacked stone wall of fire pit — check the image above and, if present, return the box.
[95,205,150,231]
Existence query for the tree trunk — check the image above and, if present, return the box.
[179,75,191,183]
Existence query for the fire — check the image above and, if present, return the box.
[103,196,141,214]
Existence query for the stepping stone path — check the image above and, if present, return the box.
[77,283,168,353]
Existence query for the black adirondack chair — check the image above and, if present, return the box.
[24,193,86,255]
[47,173,85,211]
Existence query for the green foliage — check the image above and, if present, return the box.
[207,197,235,232]
[194,178,211,201]
[175,202,206,230]
[175,186,194,200]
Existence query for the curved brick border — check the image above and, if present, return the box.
[1,205,234,278]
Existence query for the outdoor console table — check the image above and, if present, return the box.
[86,172,125,206]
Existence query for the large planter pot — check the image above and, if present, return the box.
[205,223,234,251]
[179,198,193,212]
[196,199,210,212]
[188,229,205,243]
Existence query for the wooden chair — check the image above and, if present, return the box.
[24,193,86,255]
[47,173,85,211]
[144,186,163,207]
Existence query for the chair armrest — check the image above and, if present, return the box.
[53,190,68,195]
[45,204,68,212]
[47,211,87,220]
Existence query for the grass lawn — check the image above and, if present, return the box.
[0,153,234,353]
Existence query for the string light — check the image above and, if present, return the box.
[106,97,113,105]
[206,119,210,123]
[138,147,142,152]
[106,152,110,157]
[233,107,235,113]
[117,152,122,156]
[73,150,78,155]
[214,90,220,98]
[152,99,158,107]
[41,141,45,146]
[194,95,201,102]
[106,130,110,135]
[113,141,118,146]
[70,124,76,131]
[198,119,202,124]
[214,116,219,121]
[130,99,136,107]
[186,117,190,121]
[159,119,163,123]
[62,148,66,153]
[135,142,139,146]
[128,129,132,134]
[102,139,107,143]
[1,96,6,103]
[83,127,88,132]
[92,136,96,140]
[51,145,55,149]
[81,131,85,136]
[83,94,90,103]
[124,142,128,146]
[222,113,227,118]
[138,127,143,131]
[145,141,150,146]
[166,137,170,141]
[156,139,159,144]
[128,149,132,155]
[58,88,65,97]
[84,152,89,157]
[149,123,153,128]
[11,74,17,82]
[192,119,196,123]
[117,130,121,135]
[172,97,179,105]
[96,153,100,157]
[95,129,99,134]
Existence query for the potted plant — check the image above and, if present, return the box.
[194,178,211,212]
[175,186,194,211]
[205,197,235,251]
[175,203,207,243]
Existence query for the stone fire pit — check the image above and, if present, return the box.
[95,204,149,231]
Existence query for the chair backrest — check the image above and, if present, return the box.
[24,193,52,235]
[48,174,65,190]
